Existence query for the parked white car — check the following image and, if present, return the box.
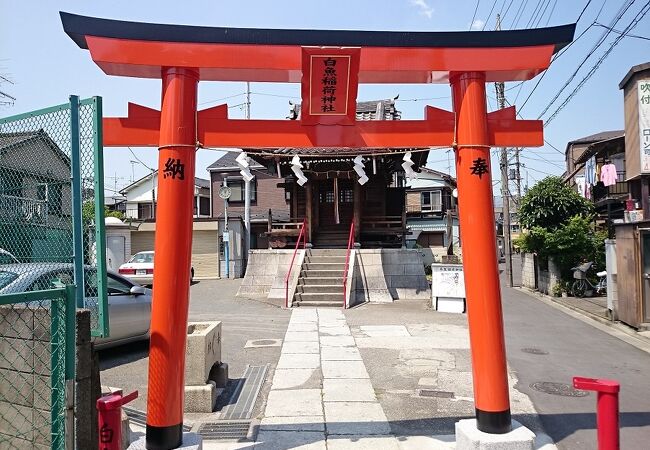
[0,248,19,265]
[118,251,194,286]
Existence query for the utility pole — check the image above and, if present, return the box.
[514,147,522,202]
[244,82,252,268]
[495,14,513,287]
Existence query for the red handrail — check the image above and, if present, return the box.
[342,220,355,308]
[285,219,307,308]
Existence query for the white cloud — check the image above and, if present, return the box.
[410,0,434,19]
[470,19,485,30]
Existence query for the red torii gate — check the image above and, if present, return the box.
[61,12,574,449]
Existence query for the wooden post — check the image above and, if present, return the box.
[353,182,361,242]
[642,176,650,220]
[267,208,272,249]
[305,181,313,243]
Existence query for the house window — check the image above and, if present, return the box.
[421,191,442,212]
[199,197,210,216]
[138,203,154,219]
[227,179,257,202]
[48,183,63,215]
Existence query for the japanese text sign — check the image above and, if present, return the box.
[301,47,360,125]
[639,80,650,172]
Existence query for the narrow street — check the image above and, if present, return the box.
[502,272,650,449]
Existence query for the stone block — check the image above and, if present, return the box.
[277,353,320,369]
[363,277,389,290]
[121,409,130,450]
[323,379,377,402]
[382,264,405,276]
[0,400,33,441]
[366,289,393,303]
[455,419,535,450]
[0,369,34,407]
[271,368,319,390]
[184,383,217,413]
[129,432,202,449]
[75,309,92,345]
[281,341,319,354]
[33,340,51,376]
[0,336,33,372]
[33,408,50,446]
[255,430,326,450]
[185,321,221,386]
[323,402,390,435]
[0,306,34,339]
[264,389,322,417]
[33,374,50,410]
[208,362,228,388]
[404,264,426,275]
[322,360,369,379]
[75,342,93,380]
[259,416,325,432]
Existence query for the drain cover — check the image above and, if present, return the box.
[521,348,549,355]
[198,420,251,440]
[244,339,282,348]
[123,406,192,432]
[530,382,589,397]
[418,389,455,398]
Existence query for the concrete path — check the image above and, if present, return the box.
[254,308,454,450]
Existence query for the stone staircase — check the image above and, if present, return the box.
[293,249,347,307]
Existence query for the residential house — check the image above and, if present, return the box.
[207,151,290,249]
[0,130,73,261]
[564,130,625,186]
[120,171,211,220]
[404,167,458,249]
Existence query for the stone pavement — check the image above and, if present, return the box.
[126,294,556,449]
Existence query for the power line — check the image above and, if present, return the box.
[470,0,482,30]
[544,1,650,126]
[482,0,500,30]
[511,0,530,28]
[593,21,650,40]
[536,0,637,121]
[576,0,594,23]
[545,0,559,26]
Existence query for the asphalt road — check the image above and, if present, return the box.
[502,283,650,449]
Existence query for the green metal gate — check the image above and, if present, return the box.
[0,96,109,337]
[0,286,75,449]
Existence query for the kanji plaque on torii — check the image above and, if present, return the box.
[61,11,574,449]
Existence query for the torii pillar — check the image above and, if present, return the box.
[146,67,198,446]
[60,11,575,448]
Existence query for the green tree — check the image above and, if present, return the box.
[518,176,594,230]
[82,200,125,224]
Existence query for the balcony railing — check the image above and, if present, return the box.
[0,195,49,224]
[406,204,442,214]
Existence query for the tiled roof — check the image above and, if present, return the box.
[568,130,624,146]
[289,98,401,121]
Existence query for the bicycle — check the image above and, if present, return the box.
[571,262,607,298]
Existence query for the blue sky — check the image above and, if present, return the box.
[1,0,648,196]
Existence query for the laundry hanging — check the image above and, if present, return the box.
[600,163,618,187]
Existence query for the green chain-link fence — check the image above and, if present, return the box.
[0,96,108,337]
[0,286,75,450]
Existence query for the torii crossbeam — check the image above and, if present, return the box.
[61,12,574,449]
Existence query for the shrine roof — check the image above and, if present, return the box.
[60,12,575,83]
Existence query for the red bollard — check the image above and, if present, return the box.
[573,377,620,450]
[97,390,139,450]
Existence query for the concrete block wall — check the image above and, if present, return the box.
[0,305,52,449]
[0,306,97,450]
[354,249,430,303]
[237,250,304,299]
[537,258,560,296]
[521,253,537,289]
